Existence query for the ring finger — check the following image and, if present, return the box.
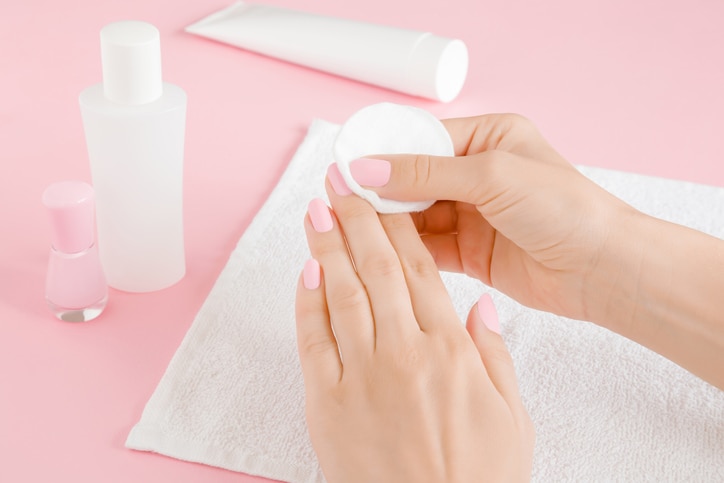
[305,198,375,363]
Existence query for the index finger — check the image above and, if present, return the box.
[442,114,568,166]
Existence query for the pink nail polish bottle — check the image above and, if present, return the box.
[42,181,108,322]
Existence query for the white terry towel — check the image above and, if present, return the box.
[126,119,724,482]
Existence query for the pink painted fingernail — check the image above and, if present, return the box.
[308,198,333,233]
[477,293,501,334]
[303,259,321,290]
[327,163,352,196]
[350,158,391,187]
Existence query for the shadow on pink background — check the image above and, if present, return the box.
[1,0,722,481]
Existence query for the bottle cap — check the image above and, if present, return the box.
[100,20,163,105]
[42,181,96,254]
[406,35,468,103]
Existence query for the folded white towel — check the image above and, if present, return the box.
[126,119,724,483]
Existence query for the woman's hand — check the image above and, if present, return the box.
[345,114,638,322]
[294,170,534,483]
[348,113,724,389]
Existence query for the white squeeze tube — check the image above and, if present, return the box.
[186,2,469,102]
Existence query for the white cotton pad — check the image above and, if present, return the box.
[333,102,454,213]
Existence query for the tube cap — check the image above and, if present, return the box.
[42,181,96,254]
[101,20,163,105]
[407,35,468,103]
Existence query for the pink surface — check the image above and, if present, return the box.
[1,0,723,481]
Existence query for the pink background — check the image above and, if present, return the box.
[1,0,723,481]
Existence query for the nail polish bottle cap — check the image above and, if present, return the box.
[100,20,163,105]
[42,181,96,254]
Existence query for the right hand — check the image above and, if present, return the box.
[348,114,641,322]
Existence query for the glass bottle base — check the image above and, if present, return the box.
[47,295,108,322]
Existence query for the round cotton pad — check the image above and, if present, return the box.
[333,102,454,213]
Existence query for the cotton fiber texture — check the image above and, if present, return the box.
[333,102,454,213]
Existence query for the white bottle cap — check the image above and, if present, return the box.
[406,34,468,103]
[101,21,163,105]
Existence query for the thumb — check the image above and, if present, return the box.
[466,294,522,407]
[347,150,523,207]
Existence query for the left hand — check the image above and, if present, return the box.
[294,164,534,483]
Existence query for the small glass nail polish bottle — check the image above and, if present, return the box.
[42,181,108,322]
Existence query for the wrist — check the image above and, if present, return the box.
[582,207,724,388]
[581,207,659,334]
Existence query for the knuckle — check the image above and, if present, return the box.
[299,332,336,357]
[409,211,427,234]
[340,202,371,223]
[357,253,401,278]
[477,149,508,180]
[312,237,343,258]
[501,112,533,128]
[375,332,425,370]
[399,341,426,367]
[401,253,439,280]
[389,344,428,376]
[295,297,319,320]
[441,332,479,361]
[494,113,538,137]
[329,283,368,313]
[410,154,434,190]
[332,201,380,233]
[379,212,410,231]
[462,255,489,282]
[465,150,510,203]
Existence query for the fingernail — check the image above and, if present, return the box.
[303,258,321,289]
[308,198,333,233]
[477,293,501,334]
[327,163,352,196]
[350,158,391,187]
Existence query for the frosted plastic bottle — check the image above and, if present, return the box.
[79,21,187,292]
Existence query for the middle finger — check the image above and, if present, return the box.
[326,164,421,342]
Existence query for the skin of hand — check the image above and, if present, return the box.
[349,113,633,321]
[294,174,535,483]
[348,113,724,389]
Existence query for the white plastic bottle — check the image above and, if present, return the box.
[79,21,187,292]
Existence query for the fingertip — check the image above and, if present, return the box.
[466,293,501,338]
[476,293,501,334]
[308,198,334,233]
[349,158,391,187]
[303,258,321,290]
[296,258,325,323]
[296,258,323,321]
[327,163,353,196]
[466,293,523,410]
